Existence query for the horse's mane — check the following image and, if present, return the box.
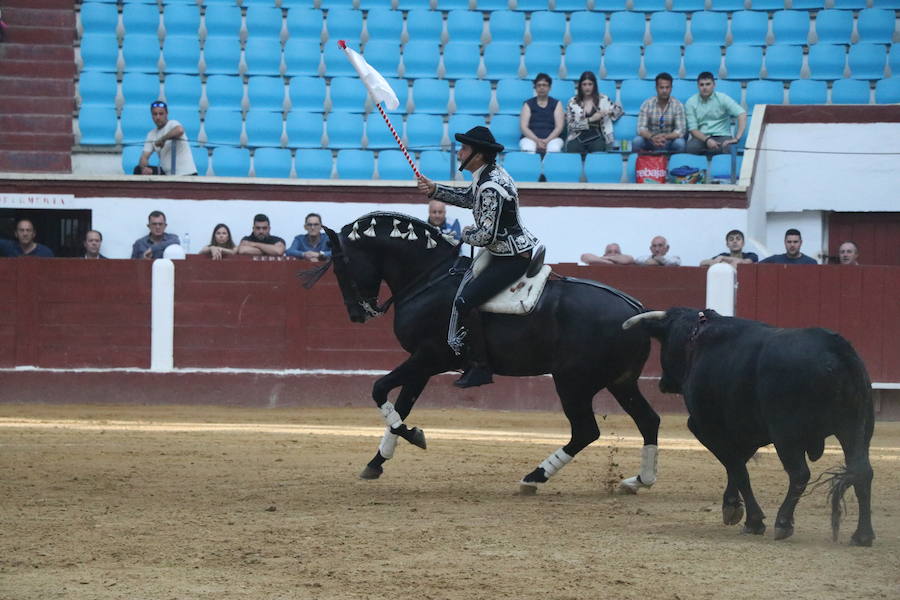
[339,211,460,251]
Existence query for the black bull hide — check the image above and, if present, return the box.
[624,307,875,546]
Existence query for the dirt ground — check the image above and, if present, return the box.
[1,404,898,600]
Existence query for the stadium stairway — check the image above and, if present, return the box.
[0,0,75,173]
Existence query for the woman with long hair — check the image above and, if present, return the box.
[564,71,623,154]
[199,223,237,260]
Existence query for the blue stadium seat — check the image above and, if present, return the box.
[813,9,852,46]
[603,44,642,80]
[764,45,803,80]
[205,75,244,111]
[748,0,786,9]
[771,11,810,46]
[564,43,603,80]
[448,114,485,140]
[162,35,201,74]
[436,0,477,9]
[366,113,402,149]
[122,3,160,38]
[244,38,283,76]
[567,11,605,45]
[212,147,251,177]
[608,12,646,45]
[807,44,846,80]
[489,114,521,150]
[595,0,630,10]
[856,9,895,44]
[620,79,656,114]
[483,42,523,79]
[584,153,623,183]
[613,114,637,142]
[245,110,285,148]
[411,78,451,114]
[671,78,698,104]
[318,0,358,6]
[405,113,445,151]
[447,10,485,44]
[716,78,742,104]
[787,79,827,104]
[724,44,762,80]
[162,4,200,38]
[745,78,783,111]
[632,0,667,11]
[542,152,583,182]
[384,77,410,114]
[501,151,542,182]
[671,0,706,11]
[709,152,741,183]
[407,9,445,42]
[418,150,453,180]
[324,8,363,45]
[80,2,119,37]
[326,111,365,148]
[163,74,202,111]
[245,6,284,40]
[683,43,722,80]
[247,76,285,112]
[890,45,900,78]
[203,5,242,39]
[668,153,708,180]
[873,0,900,6]
[830,78,870,104]
[402,40,442,79]
[362,40,402,78]
[253,147,293,178]
[553,0,589,9]
[515,0,550,10]
[285,8,324,42]
[365,8,403,42]
[830,0,867,7]
[689,11,727,46]
[524,42,563,79]
[203,36,242,75]
[203,107,244,146]
[494,78,534,113]
[790,0,825,8]
[529,11,566,45]
[120,104,152,144]
[597,78,619,100]
[848,44,887,80]
[284,40,322,77]
[78,71,117,107]
[377,150,414,180]
[729,11,768,46]
[121,72,161,107]
[649,12,686,45]
[453,79,492,114]
[286,111,325,148]
[325,43,362,78]
[874,77,900,104]
[329,76,369,113]
[442,41,482,80]
[288,76,327,112]
[122,144,156,174]
[176,110,202,143]
[643,44,682,79]
[708,0,747,11]
[488,10,526,44]
[624,151,638,182]
[122,34,161,74]
[477,0,514,9]
[78,106,118,145]
[336,149,375,179]
[294,148,333,179]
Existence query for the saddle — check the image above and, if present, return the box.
[471,244,550,315]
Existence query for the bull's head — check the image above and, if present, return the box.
[324,225,384,324]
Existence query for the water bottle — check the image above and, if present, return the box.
[182,232,191,254]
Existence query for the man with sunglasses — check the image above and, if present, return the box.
[633,72,686,154]
[134,100,198,176]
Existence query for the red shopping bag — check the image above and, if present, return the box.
[635,154,668,184]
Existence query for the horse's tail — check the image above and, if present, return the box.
[297,259,333,289]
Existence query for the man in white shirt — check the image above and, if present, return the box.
[637,235,681,266]
[135,101,198,176]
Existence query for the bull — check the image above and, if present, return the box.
[623,307,875,546]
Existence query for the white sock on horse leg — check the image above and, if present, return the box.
[379,401,403,429]
[378,426,399,459]
[539,447,574,478]
[639,444,659,485]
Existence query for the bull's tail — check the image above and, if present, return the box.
[809,465,854,542]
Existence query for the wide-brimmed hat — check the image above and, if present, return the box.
[454,126,504,154]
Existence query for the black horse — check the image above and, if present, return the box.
[309,211,661,493]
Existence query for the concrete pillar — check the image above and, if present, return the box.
[705,262,736,316]
[151,258,175,371]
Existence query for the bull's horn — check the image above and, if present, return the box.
[622,310,667,330]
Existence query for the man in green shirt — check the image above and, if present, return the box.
[685,72,746,155]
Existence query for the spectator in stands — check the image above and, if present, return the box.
[132,210,180,259]
[83,230,106,259]
[633,72,686,154]
[838,241,860,265]
[238,213,286,256]
[519,73,565,154]
[426,200,462,243]
[199,223,237,260]
[699,229,758,266]
[760,228,818,264]
[3,219,54,257]
[564,71,623,154]
[286,213,332,261]
[685,72,746,156]
[581,243,635,265]
[134,101,198,176]
[637,235,681,266]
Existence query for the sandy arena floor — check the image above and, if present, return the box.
[1,404,898,600]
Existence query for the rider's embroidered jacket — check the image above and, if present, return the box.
[430,163,539,257]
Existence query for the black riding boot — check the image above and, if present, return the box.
[454,301,493,388]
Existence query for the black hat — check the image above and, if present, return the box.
[454,126,504,154]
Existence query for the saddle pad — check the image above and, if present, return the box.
[481,264,552,315]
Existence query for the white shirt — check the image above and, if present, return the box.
[143,119,198,175]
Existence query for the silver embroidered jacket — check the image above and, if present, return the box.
[430,163,539,256]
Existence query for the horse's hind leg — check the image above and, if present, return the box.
[608,379,661,493]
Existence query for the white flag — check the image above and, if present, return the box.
[338,40,400,111]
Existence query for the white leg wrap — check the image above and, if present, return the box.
[378,401,403,429]
[619,444,659,494]
[378,427,399,460]
[539,447,574,478]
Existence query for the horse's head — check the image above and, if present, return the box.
[324,224,381,323]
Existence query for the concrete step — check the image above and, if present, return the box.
[2,59,75,79]
[0,76,74,98]
[0,149,72,173]
[1,114,72,134]
[5,25,75,46]
[0,43,74,63]
[0,132,74,151]
[1,6,74,29]
[1,0,74,9]
[1,97,74,116]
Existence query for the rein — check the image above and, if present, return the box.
[367,250,458,315]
